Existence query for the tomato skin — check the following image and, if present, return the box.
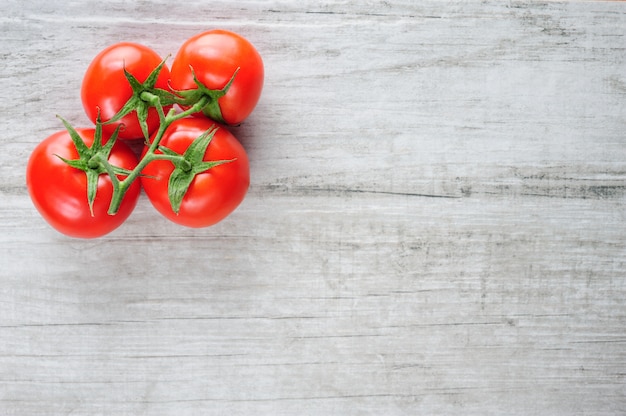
[81,42,171,139]
[26,129,141,238]
[170,30,264,125]
[141,118,250,228]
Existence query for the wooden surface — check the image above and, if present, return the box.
[1,1,625,414]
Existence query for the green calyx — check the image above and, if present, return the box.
[103,57,179,141]
[161,125,235,214]
[55,114,131,216]
[172,66,240,124]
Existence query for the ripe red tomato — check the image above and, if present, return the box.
[140,118,249,228]
[170,29,264,125]
[81,42,171,139]
[26,129,141,238]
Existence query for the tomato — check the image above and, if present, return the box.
[26,128,141,238]
[140,118,249,228]
[81,42,171,139]
[170,29,264,125]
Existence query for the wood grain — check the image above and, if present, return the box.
[1,1,625,414]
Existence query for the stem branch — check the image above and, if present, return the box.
[106,95,211,214]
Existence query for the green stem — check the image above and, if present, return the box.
[171,95,211,122]
[140,91,160,106]
[106,95,211,215]
[89,153,121,205]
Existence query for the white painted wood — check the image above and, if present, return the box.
[1,0,625,414]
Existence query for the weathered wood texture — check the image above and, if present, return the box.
[1,1,625,414]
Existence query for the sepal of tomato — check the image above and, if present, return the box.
[140,118,250,228]
[170,67,239,125]
[103,58,179,141]
[169,29,264,126]
[26,124,141,239]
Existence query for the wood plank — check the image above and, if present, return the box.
[0,1,625,414]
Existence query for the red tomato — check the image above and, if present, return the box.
[141,118,249,228]
[81,42,171,139]
[170,29,264,125]
[26,129,141,238]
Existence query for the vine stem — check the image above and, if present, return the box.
[104,94,211,215]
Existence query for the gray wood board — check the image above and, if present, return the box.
[1,1,625,415]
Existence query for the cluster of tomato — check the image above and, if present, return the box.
[26,30,264,238]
